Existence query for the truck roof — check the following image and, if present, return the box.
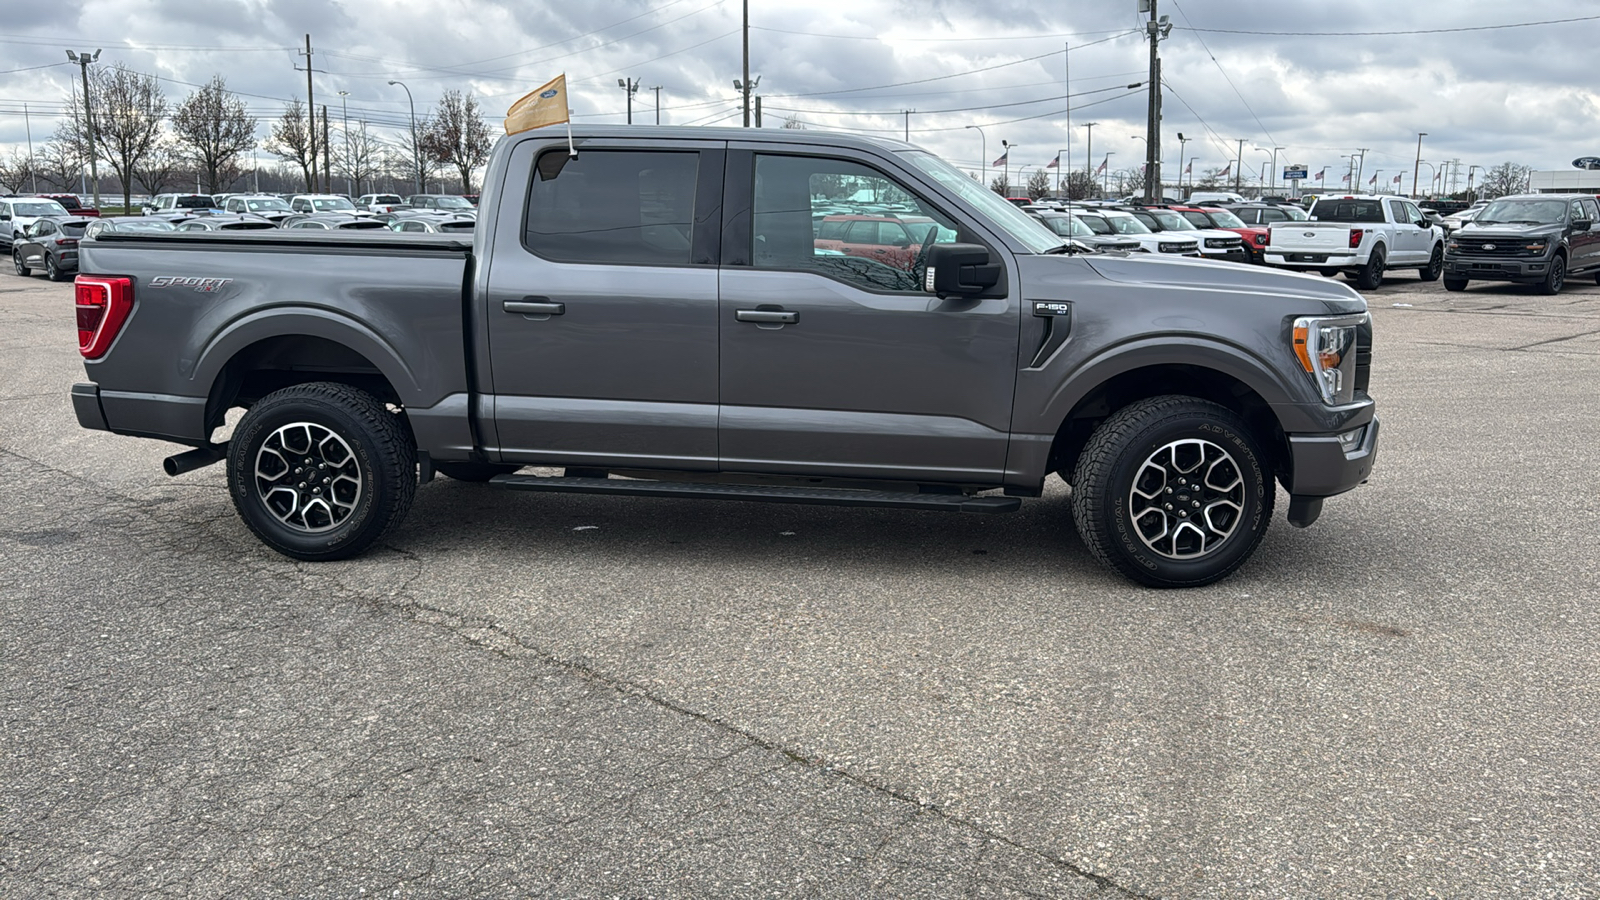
[511,124,917,153]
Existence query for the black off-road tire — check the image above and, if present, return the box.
[12,249,29,276]
[1318,269,1340,278]
[1444,276,1468,292]
[435,461,521,482]
[227,381,417,561]
[1536,254,1566,296]
[1071,395,1273,588]
[1419,244,1443,282]
[1355,246,1386,291]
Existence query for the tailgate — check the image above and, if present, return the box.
[1269,223,1351,252]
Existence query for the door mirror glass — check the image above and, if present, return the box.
[1574,220,1593,232]
[927,243,1000,296]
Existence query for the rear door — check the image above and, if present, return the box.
[483,137,726,470]
[1573,198,1600,273]
[716,145,1018,483]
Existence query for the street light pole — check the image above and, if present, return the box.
[617,78,640,124]
[66,49,102,208]
[1083,122,1097,175]
[1001,140,1016,197]
[1102,152,1114,196]
[1355,148,1369,190]
[1412,132,1427,200]
[964,125,987,182]
[1176,132,1189,197]
[387,80,420,196]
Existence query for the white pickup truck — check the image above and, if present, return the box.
[1264,194,1444,289]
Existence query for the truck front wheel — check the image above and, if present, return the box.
[1071,396,1273,588]
[227,382,417,561]
[1536,254,1566,295]
[1444,276,1468,292]
[1419,245,1443,282]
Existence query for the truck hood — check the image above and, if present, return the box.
[1060,252,1368,313]
[1455,222,1563,239]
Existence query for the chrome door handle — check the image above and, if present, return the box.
[735,309,798,324]
[503,299,565,315]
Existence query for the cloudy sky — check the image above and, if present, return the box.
[3,0,1597,193]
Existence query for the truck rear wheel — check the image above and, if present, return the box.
[227,381,417,561]
[1355,246,1386,291]
[1071,396,1272,588]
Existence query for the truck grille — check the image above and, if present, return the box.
[1452,237,1542,257]
[1160,241,1199,254]
[1205,237,1242,249]
[1354,317,1372,394]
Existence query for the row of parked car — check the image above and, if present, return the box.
[4,191,478,282]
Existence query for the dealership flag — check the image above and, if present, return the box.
[1341,172,1351,182]
[506,75,575,154]
[1314,170,1324,181]
[1369,174,1378,185]
[1046,156,1058,168]
[1096,157,1108,174]
[1218,162,1230,177]
[1185,161,1192,174]
[992,150,1008,167]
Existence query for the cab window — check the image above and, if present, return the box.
[524,150,699,265]
[751,153,958,294]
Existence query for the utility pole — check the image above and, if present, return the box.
[1468,164,1481,200]
[617,78,640,124]
[754,96,762,127]
[301,35,318,192]
[1412,132,1426,200]
[1234,139,1244,193]
[741,0,751,126]
[902,110,913,142]
[23,101,38,192]
[338,91,351,195]
[651,85,663,124]
[1142,0,1172,203]
[1449,158,1462,194]
[321,106,331,193]
[66,49,102,208]
[1355,148,1369,191]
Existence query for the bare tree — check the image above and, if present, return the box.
[1477,162,1534,200]
[989,175,1009,195]
[59,63,168,212]
[34,137,86,192]
[132,138,182,198]
[1062,169,1097,200]
[1026,168,1051,199]
[266,99,316,191]
[782,114,806,130]
[172,75,256,193]
[341,120,384,196]
[0,148,37,194]
[385,141,442,194]
[418,90,493,194]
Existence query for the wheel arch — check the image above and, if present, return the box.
[1044,346,1294,484]
[195,309,419,435]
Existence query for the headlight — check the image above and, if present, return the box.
[1292,315,1365,405]
[1524,242,1547,253]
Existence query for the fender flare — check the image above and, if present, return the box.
[191,306,424,406]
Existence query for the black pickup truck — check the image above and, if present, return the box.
[70,126,1378,587]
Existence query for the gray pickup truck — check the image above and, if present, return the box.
[70,126,1378,587]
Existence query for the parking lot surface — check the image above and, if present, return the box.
[3,268,1598,898]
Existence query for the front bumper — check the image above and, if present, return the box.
[1286,415,1379,497]
[1200,247,1249,263]
[1444,254,1551,282]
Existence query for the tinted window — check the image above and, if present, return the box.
[1076,215,1114,235]
[1311,199,1385,223]
[1580,199,1599,221]
[1179,211,1211,228]
[61,223,87,237]
[177,196,214,208]
[1260,209,1287,223]
[525,150,698,265]
[817,218,849,240]
[752,153,958,293]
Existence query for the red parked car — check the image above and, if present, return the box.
[813,214,947,271]
[35,193,101,217]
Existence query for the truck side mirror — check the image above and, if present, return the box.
[1573,220,1593,232]
[926,243,1001,296]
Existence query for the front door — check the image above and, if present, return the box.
[483,139,725,470]
[717,148,1018,484]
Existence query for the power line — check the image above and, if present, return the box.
[764,81,1143,118]
[1175,14,1600,36]
[749,25,1136,42]
[1169,1,1276,148]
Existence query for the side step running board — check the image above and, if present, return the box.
[489,474,1020,514]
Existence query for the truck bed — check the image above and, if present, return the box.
[77,229,474,450]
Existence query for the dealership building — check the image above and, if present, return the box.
[1529,169,1600,194]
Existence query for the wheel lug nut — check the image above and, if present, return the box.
[297,482,305,488]
[1179,510,1188,517]
[1164,503,1173,510]
[1165,487,1173,494]
[1192,501,1200,508]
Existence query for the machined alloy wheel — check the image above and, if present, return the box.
[1128,438,1246,560]
[227,381,416,561]
[1072,395,1272,588]
[45,254,65,282]
[253,422,364,533]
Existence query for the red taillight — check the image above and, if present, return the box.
[59,239,79,248]
[1348,229,1364,249]
[75,275,134,359]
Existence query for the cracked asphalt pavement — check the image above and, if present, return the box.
[2,266,1598,898]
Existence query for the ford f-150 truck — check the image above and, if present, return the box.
[70,126,1378,588]
[1265,194,1443,289]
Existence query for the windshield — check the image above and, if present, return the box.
[122,220,177,231]
[1104,215,1154,235]
[900,150,1061,254]
[312,197,357,211]
[431,196,474,209]
[1145,210,1197,231]
[12,201,68,217]
[1204,210,1246,228]
[176,196,215,209]
[1042,216,1093,238]
[246,198,291,211]
[1476,199,1567,225]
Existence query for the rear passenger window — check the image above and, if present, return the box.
[525,150,698,265]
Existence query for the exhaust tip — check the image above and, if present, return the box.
[164,443,226,477]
